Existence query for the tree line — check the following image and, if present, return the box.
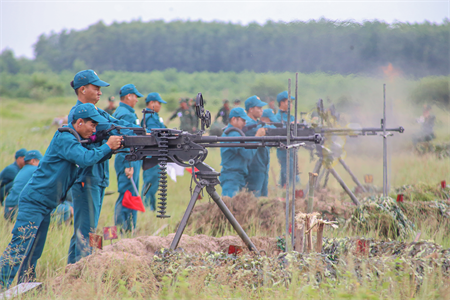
[21,18,449,77]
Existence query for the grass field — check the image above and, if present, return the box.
[0,86,449,299]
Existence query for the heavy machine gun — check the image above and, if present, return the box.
[117,93,322,252]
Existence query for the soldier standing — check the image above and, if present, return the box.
[104,96,116,115]
[216,99,231,125]
[168,99,197,133]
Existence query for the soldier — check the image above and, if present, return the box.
[113,84,144,232]
[141,92,167,211]
[168,99,197,133]
[0,103,122,288]
[67,70,146,264]
[275,91,299,188]
[220,107,265,197]
[244,96,273,197]
[267,97,277,114]
[414,104,436,144]
[216,99,231,125]
[3,150,42,222]
[104,96,116,115]
[0,149,26,205]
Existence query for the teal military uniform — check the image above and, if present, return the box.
[0,104,110,288]
[142,93,167,211]
[0,149,26,205]
[243,96,271,197]
[113,85,144,232]
[67,72,145,264]
[3,150,43,221]
[276,91,298,187]
[220,108,256,197]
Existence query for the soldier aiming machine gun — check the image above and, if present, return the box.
[118,93,322,252]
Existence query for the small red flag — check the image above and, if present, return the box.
[122,190,146,212]
[186,167,200,174]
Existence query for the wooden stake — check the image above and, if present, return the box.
[316,223,325,253]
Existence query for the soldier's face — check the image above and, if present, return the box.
[249,106,263,119]
[77,119,98,139]
[181,102,188,109]
[148,101,161,113]
[82,84,102,105]
[279,99,288,111]
[126,94,139,108]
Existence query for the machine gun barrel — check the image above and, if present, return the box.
[320,126,404,135]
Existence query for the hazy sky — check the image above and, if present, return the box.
[1,0,448,59]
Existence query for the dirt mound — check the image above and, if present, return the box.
[184,190,353,236]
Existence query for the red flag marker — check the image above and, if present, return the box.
[123,190,145,212]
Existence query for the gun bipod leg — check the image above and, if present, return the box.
[338,158,367,193]
[206,186,258,253]
[328,168,360,206]
[170,184,204,250]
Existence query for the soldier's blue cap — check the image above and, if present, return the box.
[146,92,167,104]
[24,150,43,162]
[262,109,278,122]
[73,70,110,90]
[276,91,295,103]
[73,103,108,124]
[120,84,144,98]
[245,95,267,111]
[15,148,27,159]
[229,107,252,122]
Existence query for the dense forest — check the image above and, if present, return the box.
[20,19,450,77]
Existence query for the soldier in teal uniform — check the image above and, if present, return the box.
[168,99,197,133]
[3,150,42,221]
[113,84,144,232]
[141,92,167,211]
[220,108,265,197]
[243,96,271,197]
[276,91,299,187]
[0,103,122,288]
[0,148,27,205]
[67,70,147,264]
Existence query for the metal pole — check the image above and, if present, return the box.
[328,168,360,206]
[206,186,258,252]
[382,84,388,197]
[338,158,367,193]
[170,184,203,250]
[285,79,292,251]
[291,73,298,249]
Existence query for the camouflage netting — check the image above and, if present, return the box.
[49,236,450,297]
[394,183,450,202]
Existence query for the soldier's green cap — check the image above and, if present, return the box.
[245,95,267,111]
[24,150,43,162]
[179,98,188,104]
[120,84,144,98]
[73,103,108,124]
[15,148,27,159]
[262,109,278,122]
[146,92,167,104]
[276,91,295,103]
[229,107,252,123]
[72,70,110,90]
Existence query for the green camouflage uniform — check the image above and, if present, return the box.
[169,107,197,133]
